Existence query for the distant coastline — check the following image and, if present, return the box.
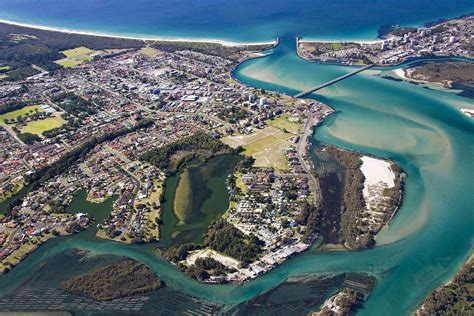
[0,18,277,47]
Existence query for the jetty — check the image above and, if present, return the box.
[294,64,373,98]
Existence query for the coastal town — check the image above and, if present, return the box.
[298,14,473,66]
[0,13,469,289]
[0,1,473,315]
[0,25,338,277]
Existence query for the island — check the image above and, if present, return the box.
[60,259,163,301]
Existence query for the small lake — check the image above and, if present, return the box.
[158,154,241,246]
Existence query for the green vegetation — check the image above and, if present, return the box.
[411,61,474,84]
[0,104,43,124]
[266,113,302,134]
[388,27,418,37]
[51,92,98,116]
[164,243,202,263]
[203,219,262,264]
[55,46,95,68]
[216,106,249,123]
[173,169,193,224]
[303,41,361,55]
[17,132,41,144]
[0,22,144,80]
[1,119,154,216]
[151,41,273,62]
[409,61,474,98]
[323,146,369,249]
[222,126,292,170]
[185,257,236,281]
[60,259,162,301]
[61,46,94,58]
[418,257,473,315]
[141,132,238,172]
[21,114,66,135]
[0,98,28,115]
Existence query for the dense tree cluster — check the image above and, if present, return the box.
[51,92,98,116]
[0,22,144,80]
[216,106,249,123]
[419,259,473,315]
[0,100,28,115]
[164,243,202,263]
[323,146,369,249]
[17,132,41,144]
[140,132,237,172]
[203,219,263,264]
[60,259,163,301]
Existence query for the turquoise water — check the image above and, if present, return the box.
[234,37,474,313]
[0,0,473,42]
[0,38,471,315]
[0,1,473,313]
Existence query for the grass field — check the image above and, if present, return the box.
[21,114,66,135]
[0,66,11,71]
[139,47,160,57]
[266,113,302,134]
[0,105,43,124]
[61,46,93,58]
[55,46,95,68]
[222,126,292,170]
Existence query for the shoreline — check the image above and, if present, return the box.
[0,18,276,48]
[298,38,384,45]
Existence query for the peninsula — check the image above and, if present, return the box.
[0,21,407,282]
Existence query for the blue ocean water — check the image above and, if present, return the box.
[0,0,473,42]
[0,2,473,315]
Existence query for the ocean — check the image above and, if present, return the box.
[0,0,473,42]
[0,1,473,315]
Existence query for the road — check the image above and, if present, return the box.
[297,113,320,207]
[294,64,373,98]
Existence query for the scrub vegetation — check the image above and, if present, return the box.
[60,259,163,301]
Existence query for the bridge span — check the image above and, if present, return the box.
[294,64,373,98]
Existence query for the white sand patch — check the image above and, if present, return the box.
[360,156,395,198]
[186,248,240,270]
[460,108,474,118]
[393,68,408,80]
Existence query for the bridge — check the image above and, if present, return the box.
[294,64,374,98]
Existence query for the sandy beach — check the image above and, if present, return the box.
[298,38,384,45]
[0,18,277,47]
[360,156,395,198]
[460,108,474,118]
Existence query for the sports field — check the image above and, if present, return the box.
[21,115,66,135]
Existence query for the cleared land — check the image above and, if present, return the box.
[55,46,96,68]
[0,105,44,124]
[61,46,94,57]
[222,126,292,170]
[139,47,160,57]
[266,113,302,134]
[21,114,67,135]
